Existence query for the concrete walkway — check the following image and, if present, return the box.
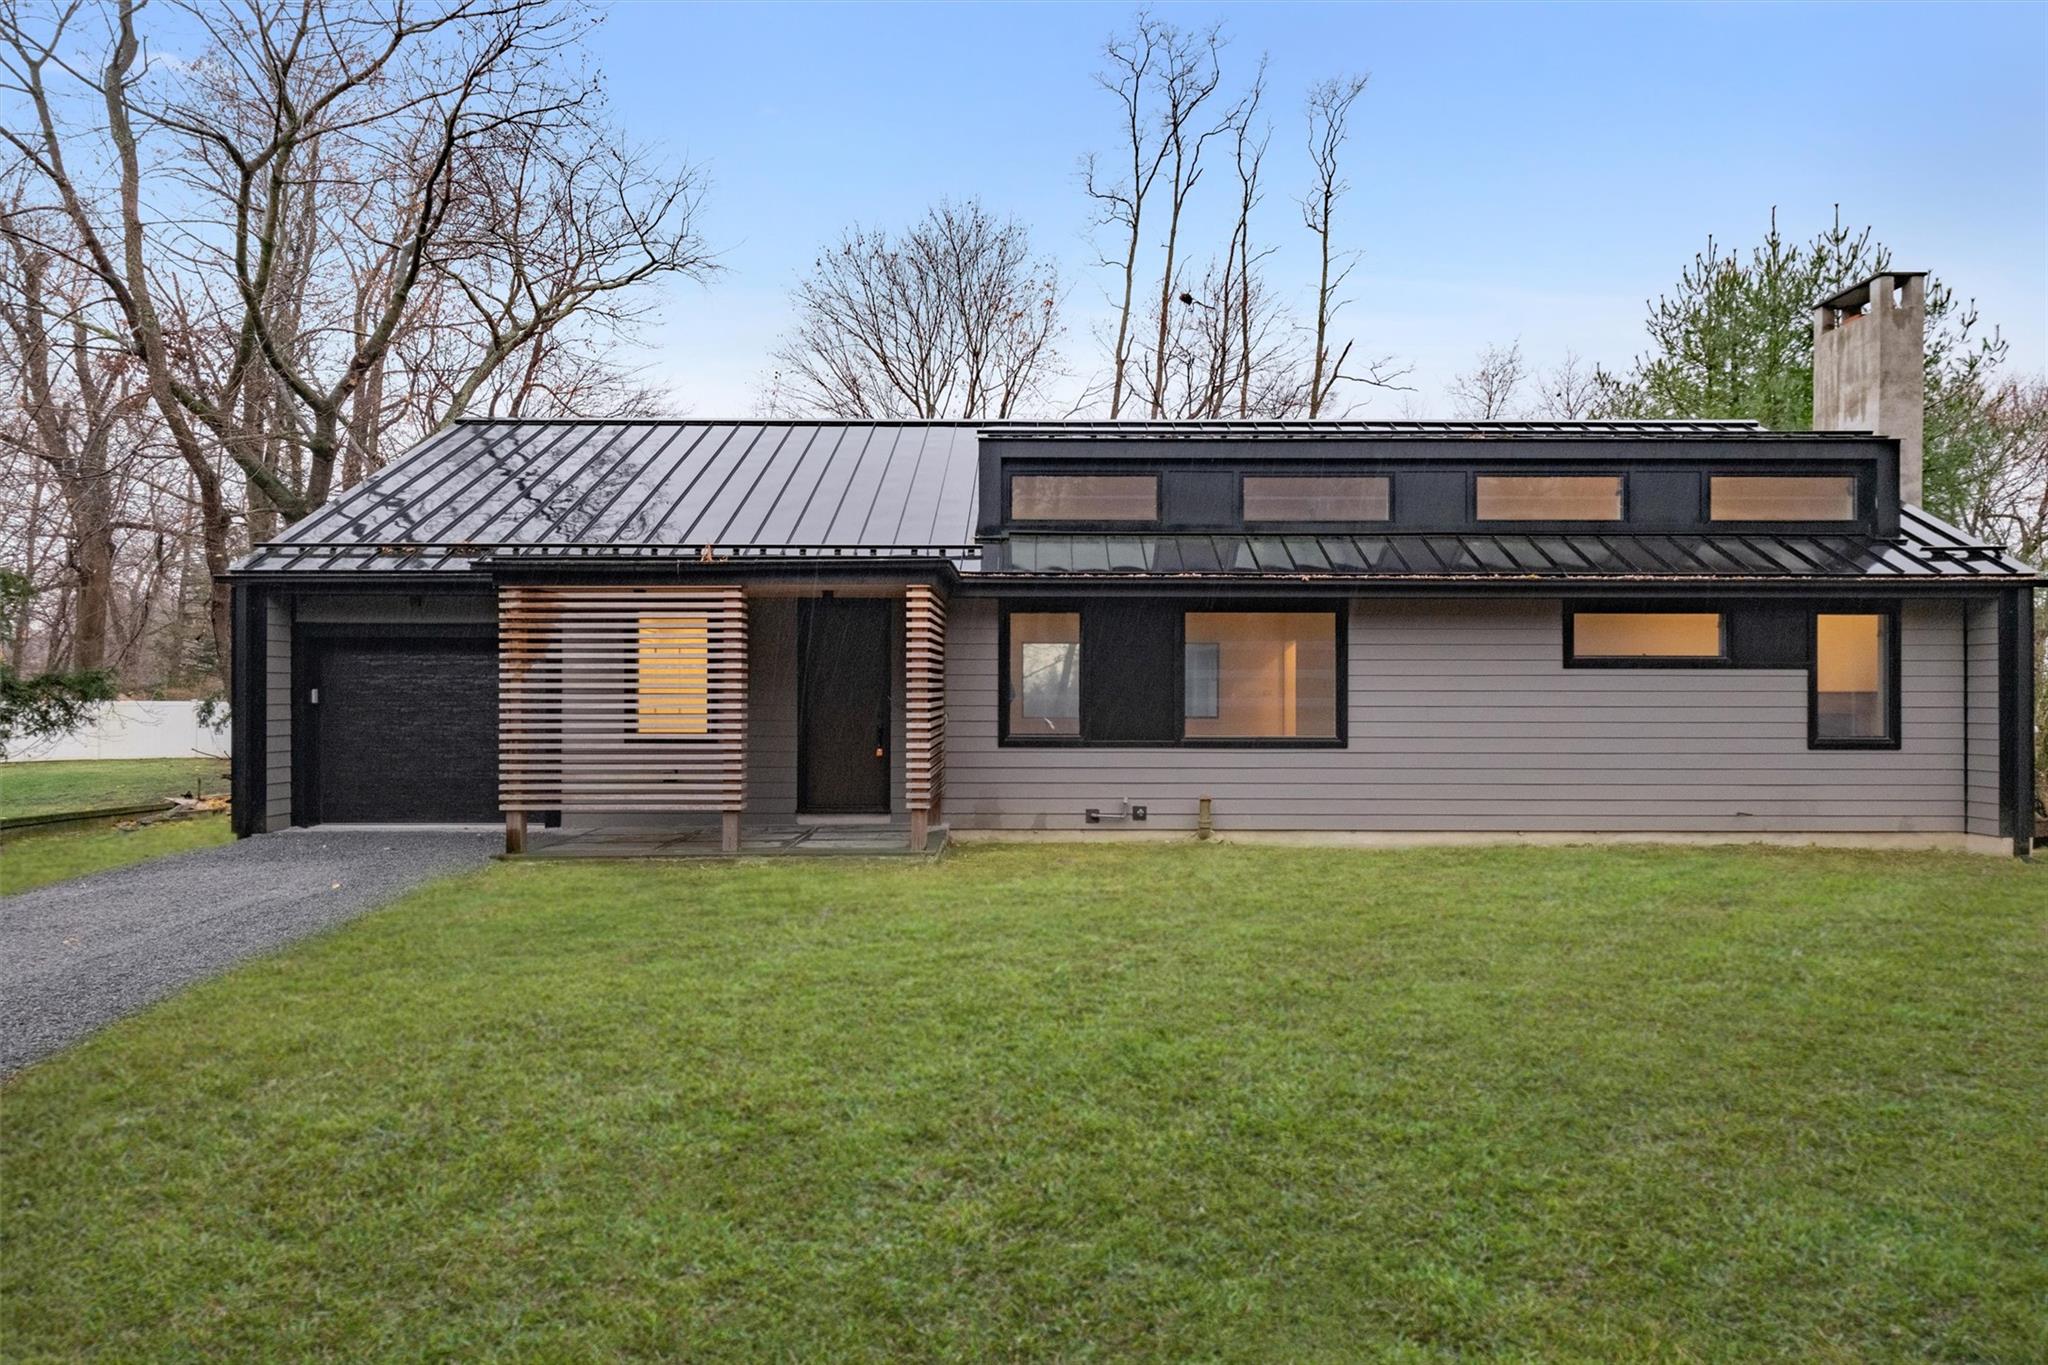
[1,828,495,1074]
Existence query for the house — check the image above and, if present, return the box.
[226,273,2041,857]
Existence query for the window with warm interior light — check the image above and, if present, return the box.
[1182,612,1339,740]
[1010,474,1158,522]
[637,615,710,736]
[1001,602,1342,746]
[1812,613,1893,745]
[1242,475,1390,523]
[1475,474,1622,521]
[1568,612,1726,664]
[1710,475,1857,521]
[1007,611,1081,736]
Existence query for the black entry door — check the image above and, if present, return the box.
[299,635,498,823]
[798,598,892,814]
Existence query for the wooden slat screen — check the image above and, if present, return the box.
[905,585,946,818]
[500,585,747,813]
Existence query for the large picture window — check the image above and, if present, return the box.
[1183,612,1339,739]
[1567,611,1726,666]
[1475,474,1623,521]
[1242,475,1390,523]
[1812,612,1896,747]
[1007,612,1081,736]
[1711,475,1856,521]
[637,615,710,736]
[1010,474,1157,523]
[1002,601,1341,746]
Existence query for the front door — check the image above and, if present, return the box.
[798,597,893,814]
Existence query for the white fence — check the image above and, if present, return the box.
[9,701,231,762]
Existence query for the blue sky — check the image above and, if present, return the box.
[589,1,2048,416]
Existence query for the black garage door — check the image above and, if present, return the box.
[298,635,498,823]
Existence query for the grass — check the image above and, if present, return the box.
[2,844,2043,1362]
[0,756,227,822]
[0,813,232,896]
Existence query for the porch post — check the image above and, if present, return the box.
[505,810,527,855]
[904,584,947,850]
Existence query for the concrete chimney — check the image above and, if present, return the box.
[1813,271,1926,504]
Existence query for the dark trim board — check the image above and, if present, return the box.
[292,622,497,641]
[960,578,2019,599]
[2000,587,2038,855]
[229,583,264,838]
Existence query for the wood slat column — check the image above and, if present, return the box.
[499,585,747,852]
[904,585,946,850]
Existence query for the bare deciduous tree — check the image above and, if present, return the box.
[1155,264,1305,419]
[1534,349,1605,419]
[1139,20,1226,418]
[1082,12,1176,419]
[1223,62,1269,418]
[427,123,713,431]
[0,205,141,670]
[764,201,1062,420]
[1300,74,1404,416]
[1449,340,1528,420]
[2,0,714,687]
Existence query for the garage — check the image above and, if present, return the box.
[294,631,498,824]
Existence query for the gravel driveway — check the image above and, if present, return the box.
[1,828,495,1074]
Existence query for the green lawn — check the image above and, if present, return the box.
[0,756,228,821]
[0,813,232,896]
[3,845,2043,1361]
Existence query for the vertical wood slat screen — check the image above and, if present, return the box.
[904,585,946,818]
[500,585,747,813]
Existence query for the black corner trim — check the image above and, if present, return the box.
[1999,587,2037,857]
[229,583,264,838]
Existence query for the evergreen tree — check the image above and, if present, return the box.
[1597,210,2008,517]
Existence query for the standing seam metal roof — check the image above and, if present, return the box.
[232,419,2039,581]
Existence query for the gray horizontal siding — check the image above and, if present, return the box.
[746,598,798,816]
[264,597,292,831]
[1964,598,2001,838]
[942,596,1970,834]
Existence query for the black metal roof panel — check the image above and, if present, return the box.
[988,418,1802,439]
[236,420,986,574]
[987,508,2037,582]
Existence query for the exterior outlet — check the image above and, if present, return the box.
[1813,271,1926,505]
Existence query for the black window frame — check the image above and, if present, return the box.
[1238,471,1394,529]
[998,597,1347,749]
[1704,467,1865,529]
[1807,603,1901,751]
[1562,604,1732,670]
[1006,471,1161,528]
[1002,606,1085,739]
[1470,470,1628,526]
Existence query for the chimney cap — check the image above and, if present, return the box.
[1815,271,1927,313]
